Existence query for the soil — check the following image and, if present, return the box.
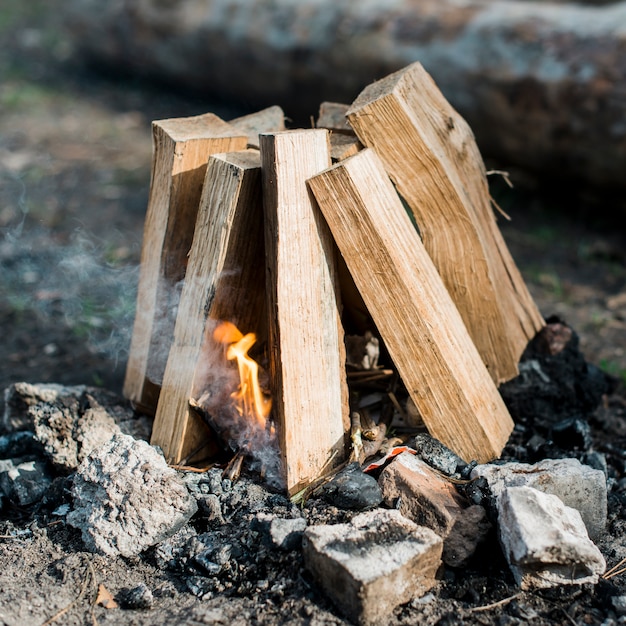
[1,3,626,626]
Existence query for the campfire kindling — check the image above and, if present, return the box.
[123,61,545,497]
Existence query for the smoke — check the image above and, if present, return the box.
[193,319,284,491]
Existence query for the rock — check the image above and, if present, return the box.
[411,433,464,476]
[154,525,198,571]
[120,584,154,610]
[442,505,492,568]
[378,452,465,537]
[303,509,442,626]
[2,382,151,471]
[322,462,383,511]
[612,596,626,616]
[471,457,607,539]
[499,320,614,423]
[252,513,307,551]
[551,417,593,451]
[498,486,606,589]
[0,459,52,506]
[67,433,197,557]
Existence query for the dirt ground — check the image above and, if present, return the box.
[2,3,626,626]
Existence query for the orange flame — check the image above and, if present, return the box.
[213,321,272,427]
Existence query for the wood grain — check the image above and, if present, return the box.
[308,148,514,463]
[347,62,544,385]
[151,149,265,463]
[124,113,247,415]
[260,129,349,495]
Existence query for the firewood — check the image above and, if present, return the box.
[316,102,352,133]
[329,133,362,163]
[259,129,349,496]
[307,148,514,463]
[124,113,248,415]
[229,105,285,148]
[346,62,544,385]
[151,149,265,464]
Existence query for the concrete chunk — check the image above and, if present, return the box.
[498,486,606,589]
[378,452,465,537]
[471,458,607,539]
[303,509,442,626]
[67,433,197,556]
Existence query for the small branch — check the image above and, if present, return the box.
[603,556,626,579]
[41,560,93,626]
[469,592,521,613]
[486,169,514,188]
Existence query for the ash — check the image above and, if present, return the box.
[1,378,626,626]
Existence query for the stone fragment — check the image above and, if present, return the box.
[2,382,151,471]
[0,459,52,506]
[498,486,606,589]
[378,452,465,537]
[253,512,307,551]
[323,462,383,510]
[120,584,154,610]
[411,433,464,476]
[67,434,197,557]
[303,509,442,626]
[0,431,42,459]
[471,458,607,539]
[442,505,491,568]
[612,596,626,616]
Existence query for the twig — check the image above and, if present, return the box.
[604,565,626,580]
[469,592,521,613]
[603,556,626,579]
[486,169,514,188]
[489,194,512,221]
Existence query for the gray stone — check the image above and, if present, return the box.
[0,459,52,506]
[378,452,465,537]
[67,433,197,557]
[471,457,607,539]
[323,462,383,511]
[442,505,492,568]
[303,509,442,626]
[498,486,606,590]
[612,596,626,616]
[253,512,307,551]
[121,584,154,610]
[2,382,152,471]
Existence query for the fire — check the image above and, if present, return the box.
[213,321,272,427]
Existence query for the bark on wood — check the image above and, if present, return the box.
[151,149,265,464]
[259,129,349,496]
[229,106,285,149]
[123,113,247,415]
[307,148,514,463]
[347,62,544,385]
[67,0,626,187]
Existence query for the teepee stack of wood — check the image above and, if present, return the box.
[124,63,544,496]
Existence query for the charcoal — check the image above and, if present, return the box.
[321,462,382,510]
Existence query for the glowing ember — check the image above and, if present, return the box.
[213,321,272,427]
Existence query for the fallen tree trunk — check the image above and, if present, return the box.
[66,0,626,187]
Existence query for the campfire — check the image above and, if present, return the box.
[123,61,546,496]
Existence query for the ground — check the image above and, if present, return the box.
[1,2,626,625]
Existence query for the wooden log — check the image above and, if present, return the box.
[329,133,362,163]
[316,102,352,133]
[259,129,349,496]
[307,148,514,463]
[229,105,285,148]
[124,113,248,415]
[67,0,626,187]
[151,149,266,464]
[346,62,544,385]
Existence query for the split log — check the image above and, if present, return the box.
[67,0,626,187]
[347,62,545,385]
[259,129,349,496]
[151,149,265,464]
[123,113,248,415]
[229,105,285,149]
[308,148,514,463]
